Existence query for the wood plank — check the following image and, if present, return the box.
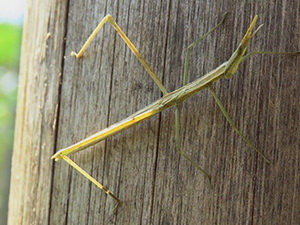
[7,0,69,224]
[8,0,300,224]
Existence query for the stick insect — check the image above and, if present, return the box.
[52,13,298,205]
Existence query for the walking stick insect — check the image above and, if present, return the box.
[52,13,299,205]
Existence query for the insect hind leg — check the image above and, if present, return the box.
[71,14,168,95]
[60,155,121,207]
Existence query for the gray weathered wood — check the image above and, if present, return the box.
[8,0,300,224]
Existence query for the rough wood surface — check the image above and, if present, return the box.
[8,0,300,224]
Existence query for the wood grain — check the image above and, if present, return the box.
[8,0,300,224]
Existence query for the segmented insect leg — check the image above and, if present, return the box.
[175,104,211,182]
[60,155,121,206]
[172,12,229,181]
[71,14,168,95]
[208,85,271,164]
[183,12,229,85]
[242,51,300,62]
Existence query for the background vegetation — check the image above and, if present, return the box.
[0,23,22,225]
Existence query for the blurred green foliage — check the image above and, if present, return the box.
[0,24,22,68]
[0,24,22,166]
[0,23,21,164]
[0,23,22,225]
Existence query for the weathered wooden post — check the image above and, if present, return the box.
[8,0,300,224]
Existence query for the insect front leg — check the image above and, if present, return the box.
[183,12,228,85]
[242,51,300,62]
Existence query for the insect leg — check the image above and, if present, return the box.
[172,13,229,181]
[71,14,167,95]
[60,154,121,206]
[242,51,300,62]
[183,12,229,85]
[208,85,271,164]
[175,104,211,181]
